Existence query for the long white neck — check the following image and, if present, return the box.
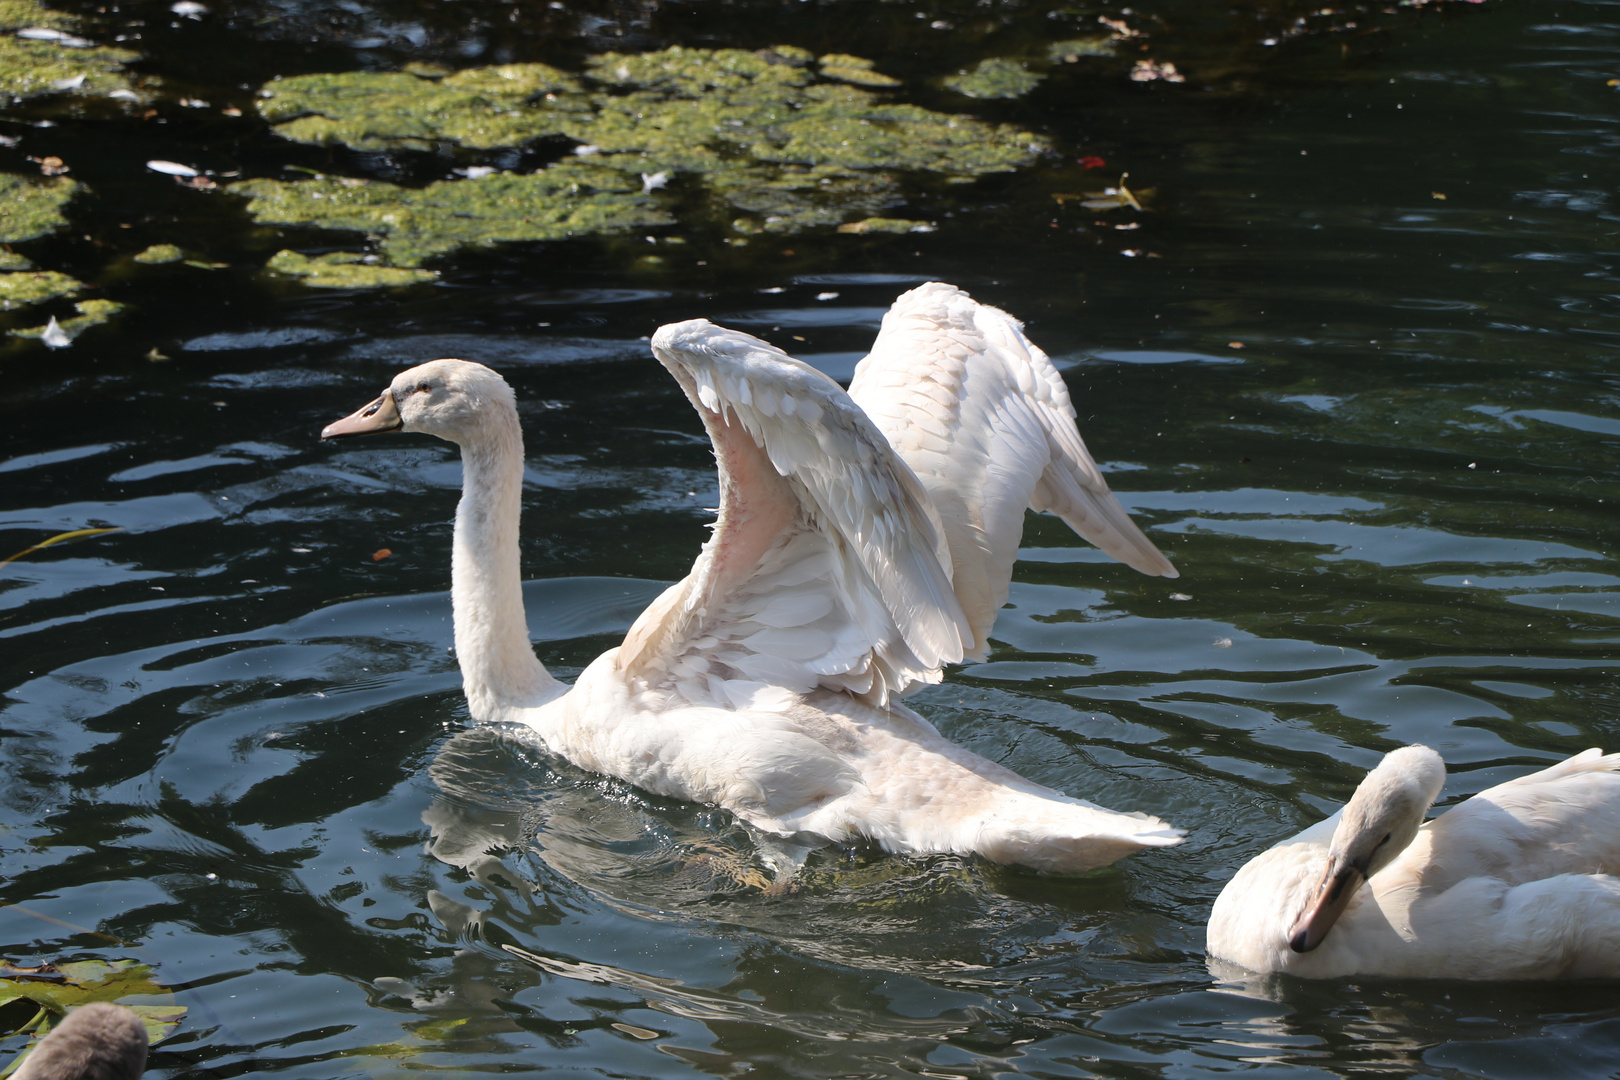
[451,408,562,719]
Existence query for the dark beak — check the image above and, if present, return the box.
[322,390,402,439]
[1287,860,1366,953]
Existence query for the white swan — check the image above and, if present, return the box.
[321,282,1183,873]
[1207,744,1620,979]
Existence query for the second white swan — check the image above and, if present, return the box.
[322,282,1182,873]
[1208,744,1620,978]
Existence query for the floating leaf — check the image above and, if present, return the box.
[0,957,184,1070]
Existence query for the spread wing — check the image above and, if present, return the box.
[847,281,1177,659]
[616,319,972,708]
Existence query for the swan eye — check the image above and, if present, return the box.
[1376,832,1392,848]
[416,382,432,394]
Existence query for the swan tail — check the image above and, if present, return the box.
[969,797,1185,875]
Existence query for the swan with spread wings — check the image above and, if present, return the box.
[321,282,1181,873]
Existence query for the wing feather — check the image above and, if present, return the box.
[618,319,972,706]
[849,281,1177,659]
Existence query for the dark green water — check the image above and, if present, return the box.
[3,0,1620,1077]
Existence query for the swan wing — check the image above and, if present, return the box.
[1413,748,1620,891]
[848,282,1176,658]
[618,319,972,707]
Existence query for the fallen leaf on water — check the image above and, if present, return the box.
[372,548,392,561]
[1079,172,1144,211]
[1078,155,1107,169]
[1431,191,1446,200]
[1,527,122,566]
[0,957,185,1065]
[1228,341,1245,349]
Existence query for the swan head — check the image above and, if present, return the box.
[1287,744,1445,953]
[321,359,515,445]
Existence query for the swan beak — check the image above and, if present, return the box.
[1287,860,1365,953]
[322,390,403,439]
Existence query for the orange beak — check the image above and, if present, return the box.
[1287,860,1365,953]
[322,390,402,439]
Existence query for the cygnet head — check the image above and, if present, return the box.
[321,359,515,445]
[1288,744,1446,953]
[13,1001,148,1080]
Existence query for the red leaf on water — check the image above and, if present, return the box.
[1079,156,1108,169]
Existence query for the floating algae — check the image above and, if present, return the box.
[0,249,34,270]
[257,64,586,152]
[232,165,670,267]
[944,58,1045,100]
[1048,37,1117,61]
[247,45,1046,263]
[0,173,79,243]
[266,249,437,288]
[817,53,901,89]
[132,243,183,264]
[11,297,123,339]
[0,267,80,308]
[0,0,143,103]
[712,164,902,234]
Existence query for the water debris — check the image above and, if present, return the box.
[0,172,78,243]
[265,249,438,288]
[944,58,1044,99]
[0,526,121,565]
[836,216,935,234]
[133,243,183,263]
[12,298,124,342]
[146,159,200,176]
[28,152,66,174]
[15,27,91,47]
[0,0,143,102]
[1130,59,1186,83]
[817,53,901,88]
[372,547,392,561]
[170,1,207,16]
[1076,172,1144,211]
[640,170,668,192]
[38,313,68,345]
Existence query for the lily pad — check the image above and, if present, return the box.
[232,164,670,268]
[11,298,124,340]
[0,268,80,308]
[0,957,185,1071]
[266,249,438,288]
[944,58,1045,99]
[132,243,183,264]
[0,173,79,244]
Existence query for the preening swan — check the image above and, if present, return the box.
[1207,744,1620,979]
[322,282,1182,873]
[12,1002,147,1080]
